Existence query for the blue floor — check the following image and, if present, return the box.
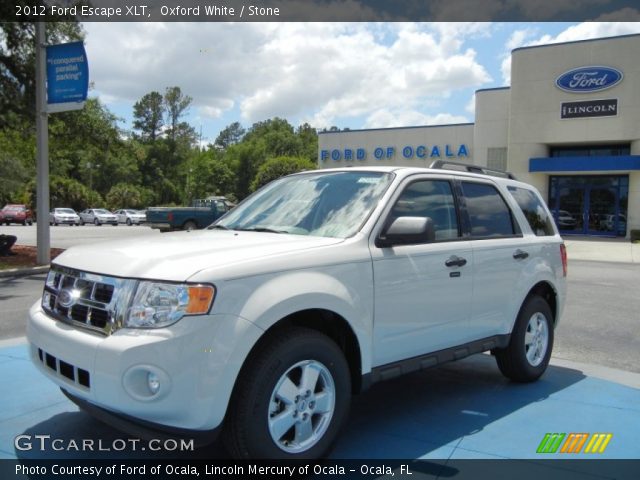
[1,342,639,462]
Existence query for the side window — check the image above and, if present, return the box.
[389,179,460,241]
[507,186,555,236]
[461,182,516,238]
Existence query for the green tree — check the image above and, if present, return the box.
[188,149,235,200]
[106,183,143,210]
[0,124,34,205]
[132,91,164,142]
[214,121,245,149]
[164,86,192,143]
[251,156,316,192]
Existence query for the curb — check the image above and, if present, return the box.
[0,265,50,278]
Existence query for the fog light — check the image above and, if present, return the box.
[147,372,160,395]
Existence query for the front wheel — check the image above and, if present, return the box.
[94,218,100,226]
[495,295,554,382]
[183,220,197,231]
[224,328,351,459]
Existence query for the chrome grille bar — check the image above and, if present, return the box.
[42,266,137,335]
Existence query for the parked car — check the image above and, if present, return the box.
[146,196,233,231]
[28,165,567,459]
[555,209,577,229]
[78,208,118,226]
[599,213,626,235]
[49,208,80,226]
[1,204,33,225]
[114,209,146,226]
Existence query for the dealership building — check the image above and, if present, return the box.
[318,34,640,237]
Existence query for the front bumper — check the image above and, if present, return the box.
[27,302,263,432]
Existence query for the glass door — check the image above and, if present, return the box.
[549,175,629,237]
[587,187,618,235]
[554,185,584,234]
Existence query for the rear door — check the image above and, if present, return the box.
[370,175,474,366]
[459,180,532,338]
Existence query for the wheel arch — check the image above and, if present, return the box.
[236,309,364,395]
[523,281,558,326]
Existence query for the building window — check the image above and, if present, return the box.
[487,148,507,171]
[549,144,630,158]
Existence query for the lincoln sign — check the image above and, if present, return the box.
[561,99,618,119]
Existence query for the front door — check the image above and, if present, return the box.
[370,176,473,367]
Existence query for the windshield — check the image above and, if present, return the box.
[57,209,75,214]
[95,209,111,214]
[4,206,24,212]
[214,171,393,238]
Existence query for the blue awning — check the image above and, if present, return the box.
[529,155,640,172]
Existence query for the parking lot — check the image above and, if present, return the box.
[0,227,639,470]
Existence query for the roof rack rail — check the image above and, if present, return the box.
[429,160,517,180]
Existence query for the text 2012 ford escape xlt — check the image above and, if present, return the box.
[28,164,567,459]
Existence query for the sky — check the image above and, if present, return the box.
[82,22,640,145]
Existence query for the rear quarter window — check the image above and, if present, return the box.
[507,186,555,236]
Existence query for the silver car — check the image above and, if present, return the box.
[79,208,118,226]
[49,208,80,226]
[114,209,146,225]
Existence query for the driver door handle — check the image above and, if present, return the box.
[445,255,467,267]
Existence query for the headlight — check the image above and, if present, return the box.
[125,281,215,329]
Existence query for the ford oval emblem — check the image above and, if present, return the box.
[556,66,623,93]
[57,289,75,308]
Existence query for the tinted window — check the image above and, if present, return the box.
[461,182,515,238]
[508,186,555,236]
[389,180,459,241]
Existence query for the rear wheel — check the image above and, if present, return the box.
[224,328,351,459]
[495,295,554,382]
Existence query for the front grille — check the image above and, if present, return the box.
[43,266,136,335]
[37,347,90,389]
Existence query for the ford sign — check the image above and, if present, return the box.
[556,66,623,93]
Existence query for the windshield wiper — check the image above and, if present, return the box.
[235,227,289,234]
[208,224,231,230]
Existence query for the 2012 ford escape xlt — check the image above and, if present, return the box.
[27,164,567,459]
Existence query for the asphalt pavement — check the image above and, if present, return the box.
[0,228,638,469]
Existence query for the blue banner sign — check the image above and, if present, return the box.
[320,144,469,162]
[555,66,622,93]
[46,41,89,110]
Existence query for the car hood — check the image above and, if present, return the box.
[53,230,345,282]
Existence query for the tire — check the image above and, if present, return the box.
[495,295,554,382]
[79,219,84,226]
[224,328,351,459]
[94,218,100,226]
[183,220,197,231]
[126,218,132,226]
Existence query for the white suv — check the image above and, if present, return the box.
[27,164,567,459]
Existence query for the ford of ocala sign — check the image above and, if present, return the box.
[556,66,623,93]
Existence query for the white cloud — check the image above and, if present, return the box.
[364,109,469,129]
[84,22,492,130]
[500,22,640,84]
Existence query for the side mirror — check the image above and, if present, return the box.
[376,216,436,248]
